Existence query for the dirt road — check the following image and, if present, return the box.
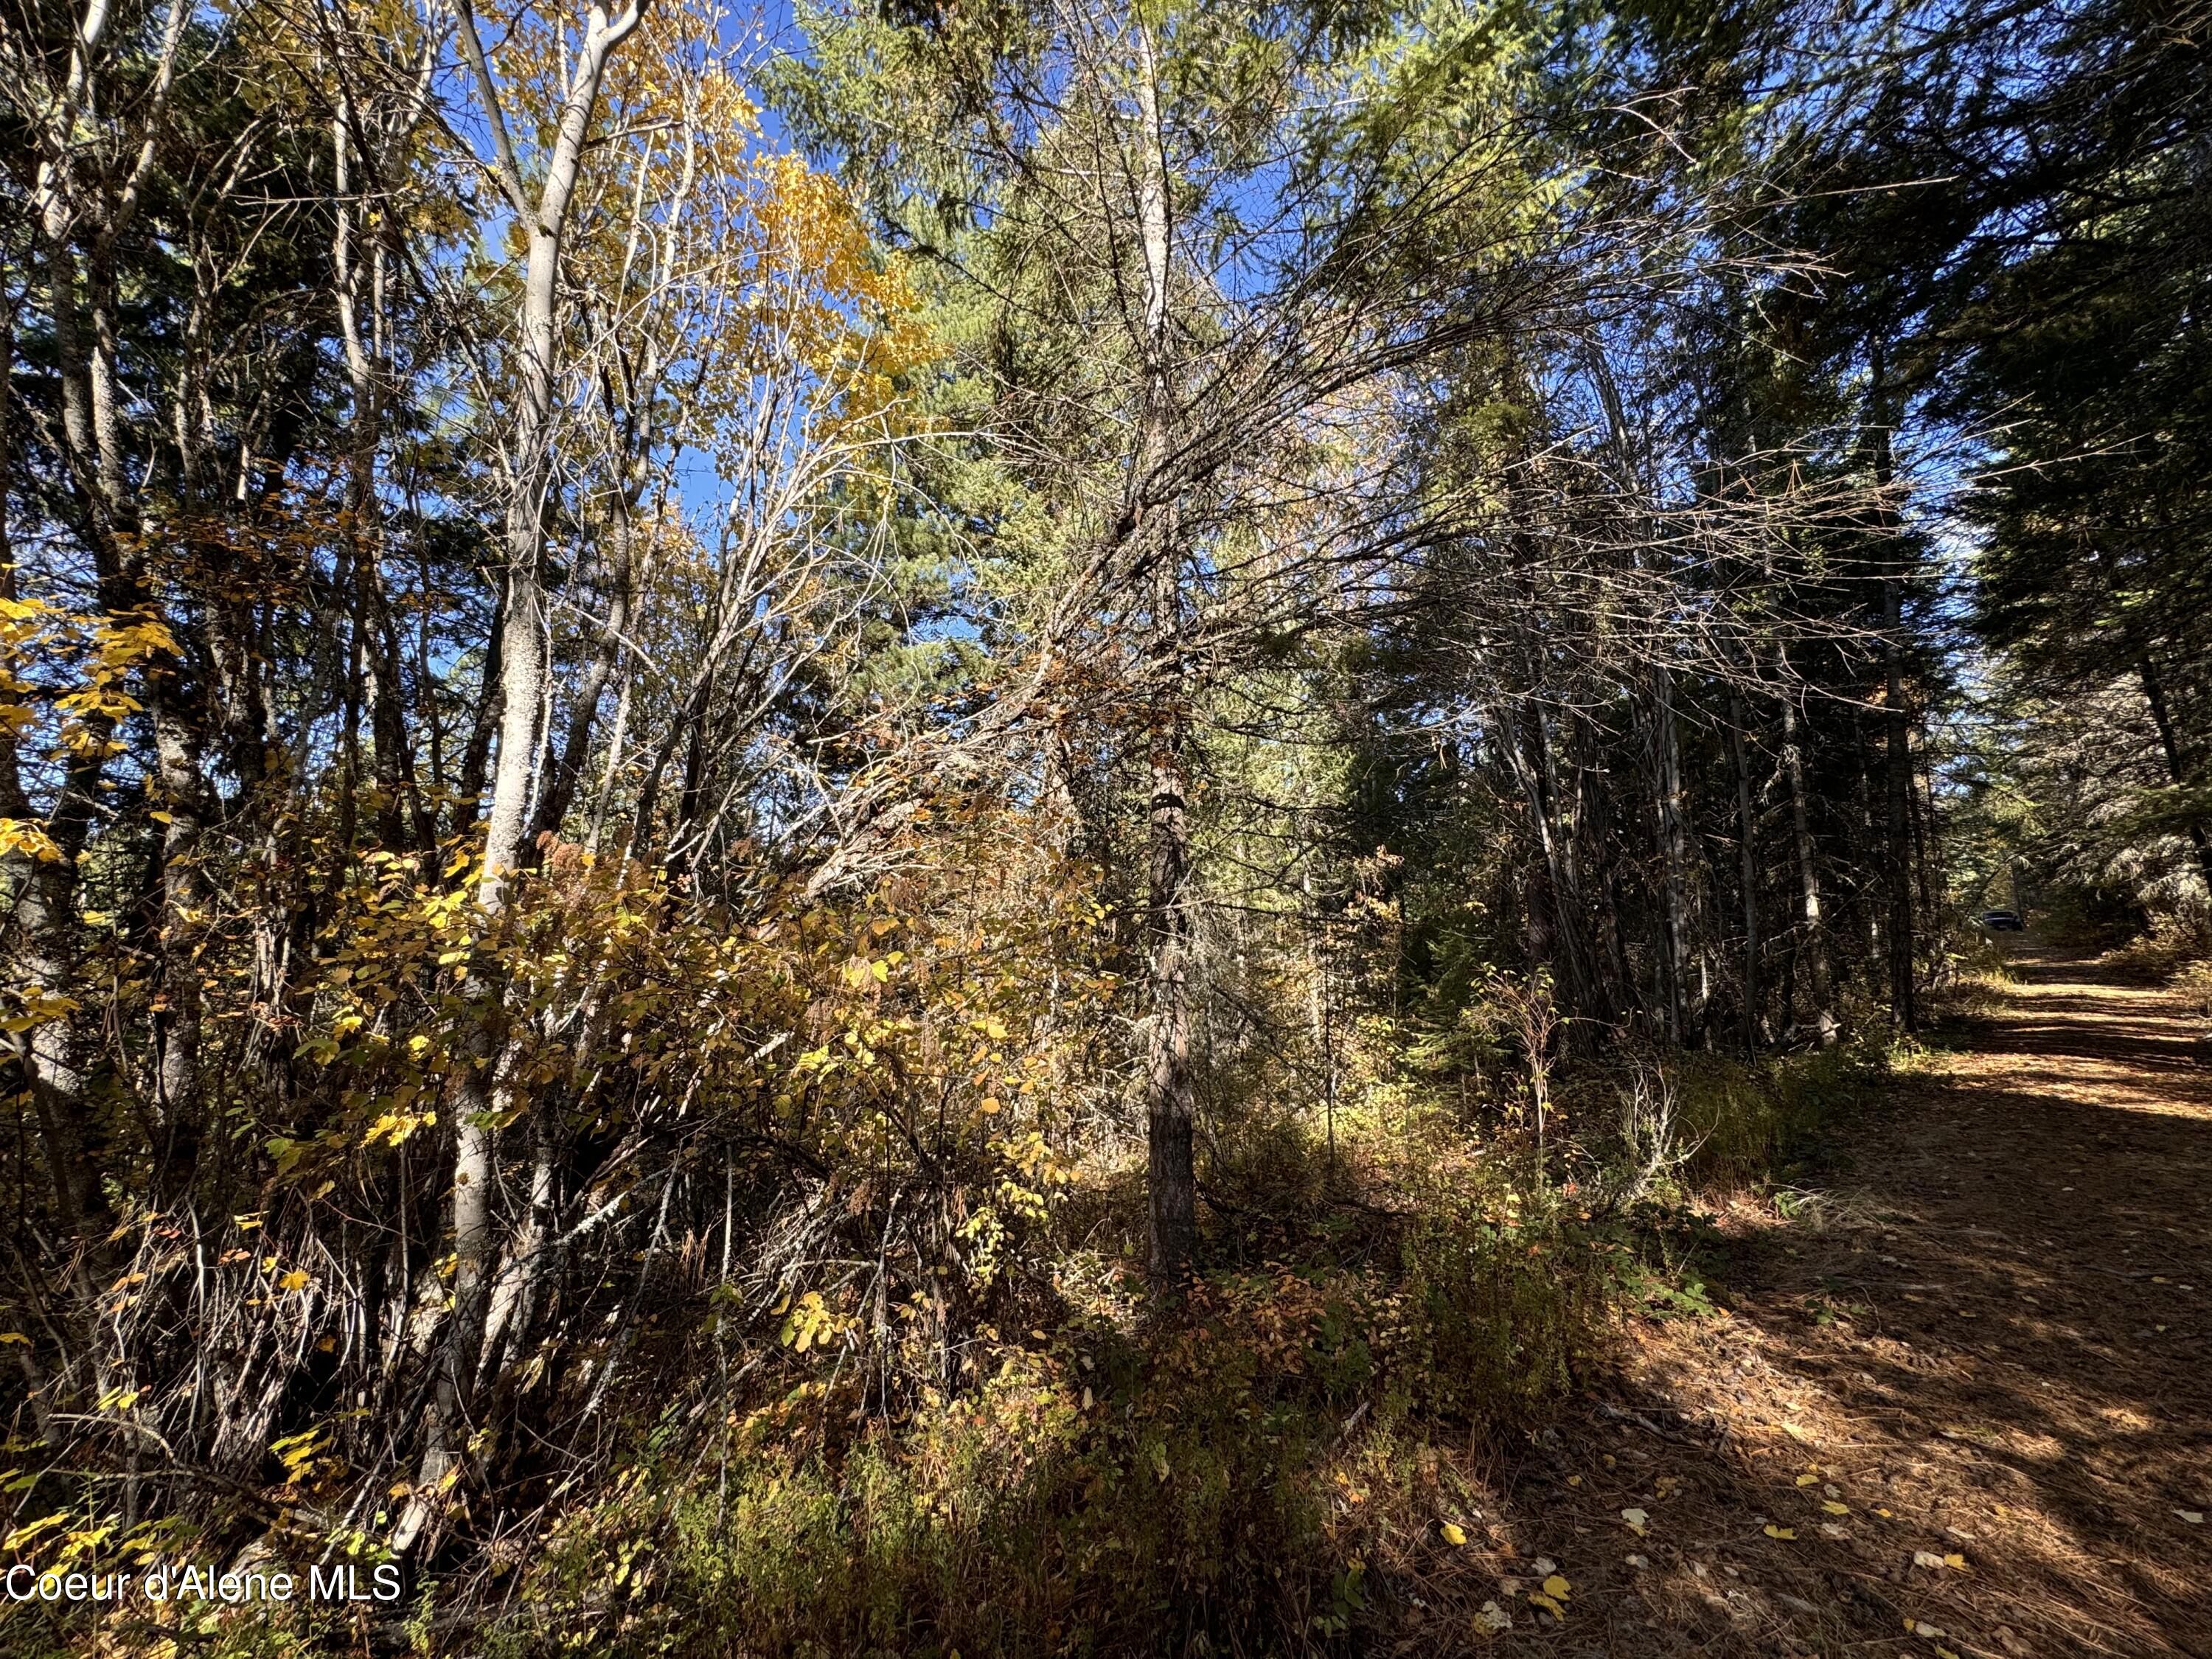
[1460,944,2212,1657]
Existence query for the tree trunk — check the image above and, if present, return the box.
[531,489,638,849]
[1512,699,1604,1020]
[397,0,648,1555]
[1781,692,1837,1046]
[585,649,636,856]
[452,585,506,841]
[147,690,212,1194]
[335,115,434,855]
[1868,366,1916,1032]
[21,17,170,1225]
[1882,574,1916,1032]
[0,468,91,1231]
[1651,668,1696,1044]
[1146,686,1197,1282]
[1135,24,1195,1284]
[1728,689,1760,1052]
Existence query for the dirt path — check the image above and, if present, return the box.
[1443,943,2212,1658]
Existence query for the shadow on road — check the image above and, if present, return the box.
[1517,942,2212,1658]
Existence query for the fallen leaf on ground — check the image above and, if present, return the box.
[1541,1573,1571,1601]
[1440,1523,1468,1546]
[1764,1525,1797,1540]
[2177,1510,2205,1525]
[1913,1550,1947,1568]
[1475,1601,1511,1633]
[1823,1500,1850,1514]
[1621,1507,1648,1535]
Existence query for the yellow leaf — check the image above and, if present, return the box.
[1541,1573,1570,1601]
[1764,1525,1796,1540]
[1440,1523,1467,1547]
[279,1270,310,1292]
[1822,1501,1850,1514]
[1620,1507,1648,1534]
[0,820,63,863]
[1795,1473,1819,1486]
[1942,1553,1967,1569]
[1527,1591,1564,1617]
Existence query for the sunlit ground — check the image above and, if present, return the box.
[1411,941,2212,1655]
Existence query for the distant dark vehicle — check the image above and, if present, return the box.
[1980,910,2025,931]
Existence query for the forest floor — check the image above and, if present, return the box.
[1411,941,2212,1658]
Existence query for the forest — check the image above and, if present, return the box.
[1,0,2208,1652]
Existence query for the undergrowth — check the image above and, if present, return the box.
[2098,908,2212,1016]
[2098,907,2211,981]
[466,1042,1877,1657]
[20,1030,1884,1659]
